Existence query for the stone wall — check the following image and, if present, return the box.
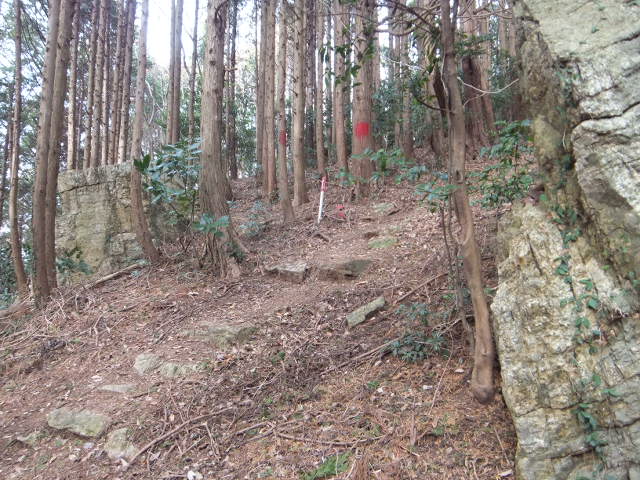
[56,163,169,282]
[492,1,640,479]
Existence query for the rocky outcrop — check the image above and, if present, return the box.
[493,1,640,478]
[56,163,173,283]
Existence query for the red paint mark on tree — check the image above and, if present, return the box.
[279,131,287,145]
[355,122,371,138]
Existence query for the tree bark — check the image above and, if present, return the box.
[82,0,101,169]
[226,0,238,179]
[167,0,184,144]
[291,0,308,206]
[314,0,326,177]
[261,0,277,197]
[33,0,75,304]
[45,0,76,288]
[110,0,126,165]
[351,0,374,199]
[440,0,495,404]
[100,7,112,166]
[117,0,136,163]
[66,0,80,169]
[200,0,241,277]
[89,0,106,168]
[399,0,414,159]
[10,0,28,298]
[32,0,61,303]
[332,0,348,172]
[130,0,160,263]
[276,0,294,222]
[188,0,200,141]
[256,0,268,192]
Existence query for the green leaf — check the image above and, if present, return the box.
[587,297,600,310]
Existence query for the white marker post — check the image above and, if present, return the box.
[317,176,327,224]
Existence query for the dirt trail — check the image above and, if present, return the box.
[0,178,515,479]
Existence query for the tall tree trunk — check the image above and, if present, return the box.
[276,0,294,222]
[67,0,80,169]
[332,0,348,172]
[256,0,268,192]
[188,0,199,141]
[304,0,315,160]
[101,8,112,166]
[0,128,9,229]
[314,0,325,177]
[111,0,125,164]
[33,0,61,303]
[200,0,241,277]
[167,0,184,144]
[399,0,414,159]
[440,0,494,404]
[130,0,160,263]
[226,0,238,179]
[117,0,136,163]
[325,7,333,160]
[82,0,100,169]
[262,0,277,197]
[45,0,76,288]
[291,0,308,206]
[33,0,75,304]
[89,0,106,168]
[351,0,374,199]
[10,0,28,298]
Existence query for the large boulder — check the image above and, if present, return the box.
[56,163,174,283]
[494,2,640,478]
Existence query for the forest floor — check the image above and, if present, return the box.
[0,158,517,480]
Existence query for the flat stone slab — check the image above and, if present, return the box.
[347,296,386,328]
[99,384,137,394]
[16,431,44,447]
[265,261,308,283]
[105,428,139,461]
[182,322,257,348]
[134,353,162,375]
[373,202,399,216]
[47,408,111,438]
[368,236,398,249]
[158,362,203,378]
[317,259,373,281]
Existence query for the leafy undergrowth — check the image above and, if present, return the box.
[0,154,516,479]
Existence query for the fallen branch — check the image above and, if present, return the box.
[124,406,232,471]
[392,272,447,306]
[275,430,384,447]
[87,263,147,289]
[320,338,399,376]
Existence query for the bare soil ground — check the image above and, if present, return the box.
[0,168,516,480]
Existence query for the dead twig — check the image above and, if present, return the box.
[392,272,447,306]
[124,407,233,470]
[87,263,146,289]
[275,430,384,447]
[320,338,400,376]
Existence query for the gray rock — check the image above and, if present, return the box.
[182,322,257,348]
[99,384,137,394]
[347,296,386,328]
[265,261,308,283]
[133,353,162,375]
[47,408,110,438]
[56,163,177,284]
[104,428,138,461]
[372,202,398,216]
[317,259,373,281]
[493,205,640,479]
[16,431,44,447]
[368,236,397,249]
[158,362,202,378]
